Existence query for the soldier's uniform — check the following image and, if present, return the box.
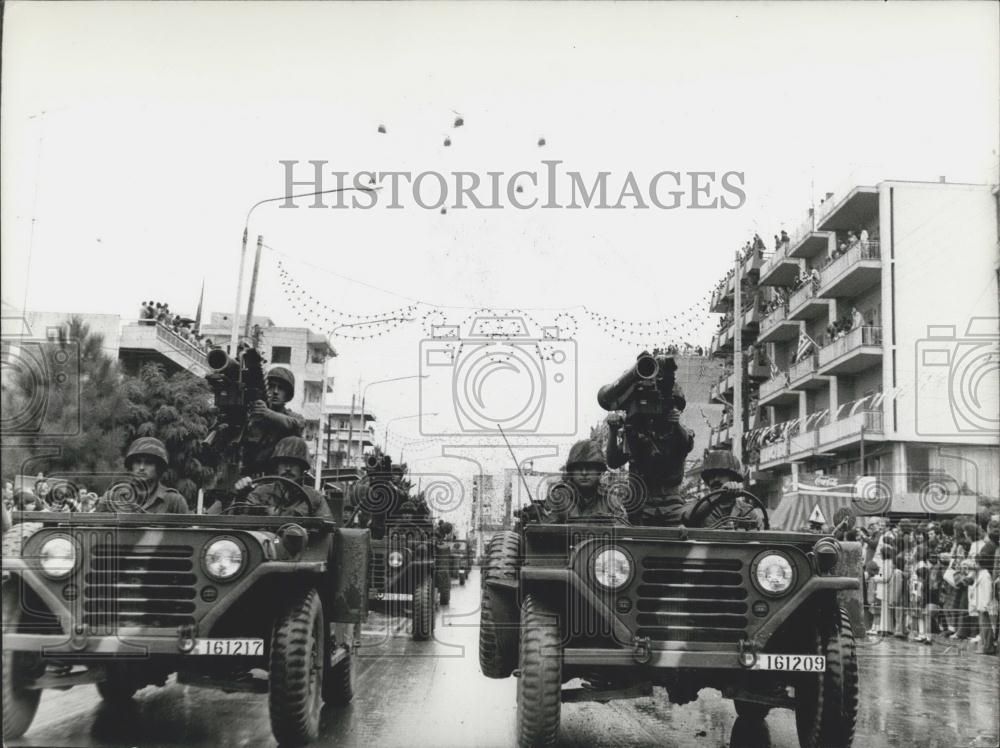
[95,437,189,514]
[242,366,306,476]
[243,482,332,518]
[607,408,694,526]
[241,437,332,518]
[544,440,627,523]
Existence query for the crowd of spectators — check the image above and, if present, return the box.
[139,301,215,353]
[825,306,865,343]
[849,513,999,655]
[660,343,705,356]
[826,228,875,267]
[3,475,99,515]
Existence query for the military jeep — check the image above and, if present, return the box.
[479,489,863,748]
[447,539,472,586]
[367,518,437,640]
[2,502,369,746]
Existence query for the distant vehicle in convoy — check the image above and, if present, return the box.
[367,518,438,639]
[446,538,472,585]
[2,496,370,746]
[479,487,864,748]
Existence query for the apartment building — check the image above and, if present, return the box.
[740,179,999,525]
[317,403,376,468]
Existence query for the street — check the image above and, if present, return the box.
[9,569,999,748]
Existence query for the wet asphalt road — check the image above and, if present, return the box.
[10,569,1000,748]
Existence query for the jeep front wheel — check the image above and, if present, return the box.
[516,594,562,748]
[412,576,434,641]
[269,588,324,746]
[479,530,520,679]
[97,667,139,705]
[323,645,353,706]
[437,569,452,607]
[794,605,859,748]
[2,524,44,740]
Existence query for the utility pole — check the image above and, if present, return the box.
[345,394,357,464]
[229,227,249,354]
[733,250,744,461]
[313,421,323,491]
[244,234,263,341]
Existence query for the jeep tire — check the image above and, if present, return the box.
[479,530,520,679]
[2,524,44,740]
[269,588,324,746]
[794,605,859,748]
[734,699,770,720]
[516,594,562,748]
[412,576,434,641]
[437,569,451,607]
[323,645,353,706]
[97,666,139,705]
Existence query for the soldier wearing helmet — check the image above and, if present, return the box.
[687,449,762,529]
[242,365,306,477]
[544,439,626,523]
[95,437,188,514]
[235,436,331,518]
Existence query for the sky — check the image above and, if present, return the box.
[2,2,998,523]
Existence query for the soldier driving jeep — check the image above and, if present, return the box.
[233,436,331,518]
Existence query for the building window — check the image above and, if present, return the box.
[271,346,292,364]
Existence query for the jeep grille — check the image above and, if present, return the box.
[635,556,748,644]
[84,544,197,630]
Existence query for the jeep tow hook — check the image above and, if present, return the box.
[737,639,758,669]
[632,636,652,665]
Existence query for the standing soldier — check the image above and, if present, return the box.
[241,366,305,477]
[95,437,188,514]
[545,439,626,523]
[234,437,331,518]
[605,399,694,526]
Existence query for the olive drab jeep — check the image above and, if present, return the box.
[479,488,864,748]
[447,539,472,586]
[368,519,438,640]
[2,500,370,747]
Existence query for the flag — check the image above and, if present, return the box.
[795,329,817,362]
[194,278,205,333]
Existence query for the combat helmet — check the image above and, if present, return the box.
[700,449,742,484]
[269,436,311,470]
[563,439,606,471]
[124,437,169,471]
[266,366,296,400]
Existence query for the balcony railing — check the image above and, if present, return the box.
[760,244,788,279]
[759,373,789,400]
[819,240,880,284]
[818,325,882,368]
[759,304,789,334]
[788,354,818,384]
[817,409,883,446]
[788,281,820,314]
[788,429,818,456]
[759,441,788,464]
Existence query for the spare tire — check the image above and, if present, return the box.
[479,530,520,679]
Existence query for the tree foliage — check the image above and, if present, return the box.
[121,362,215,503]
[1,317,128,489]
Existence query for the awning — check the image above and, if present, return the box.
[769,492,867,531]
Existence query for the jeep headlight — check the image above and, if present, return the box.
[593,548,632,590]
[203,538,245,581]
[39,536,77,579]
[388,550,404,568]
[753,553,795,596]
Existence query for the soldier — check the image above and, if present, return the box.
[234,436,331,518]
[687,449,763,529]
[545,439,626,523]
[95,437,188,514]
[606,404,695,527]
[241,366,306,477]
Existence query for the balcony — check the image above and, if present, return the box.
[789,231,833,260]
[817,325,883,375]
[758,440,789,468]
[709,283,732,314]
[816,185,879,232]
[759,244,800,287]
[758,372,798,406]
[787,282,829,321]
[746,360,771,380]
[816,410,884,452]
[710,370,735,402]
[709,325,735,357]
[710,425,733,448]
[817,240,882,298]
[301,401,323,422]
[119,321,209,377]
[740,250,765,278]
[787,353,824,390]
[758,305,800,343]
[788,428,819,460]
